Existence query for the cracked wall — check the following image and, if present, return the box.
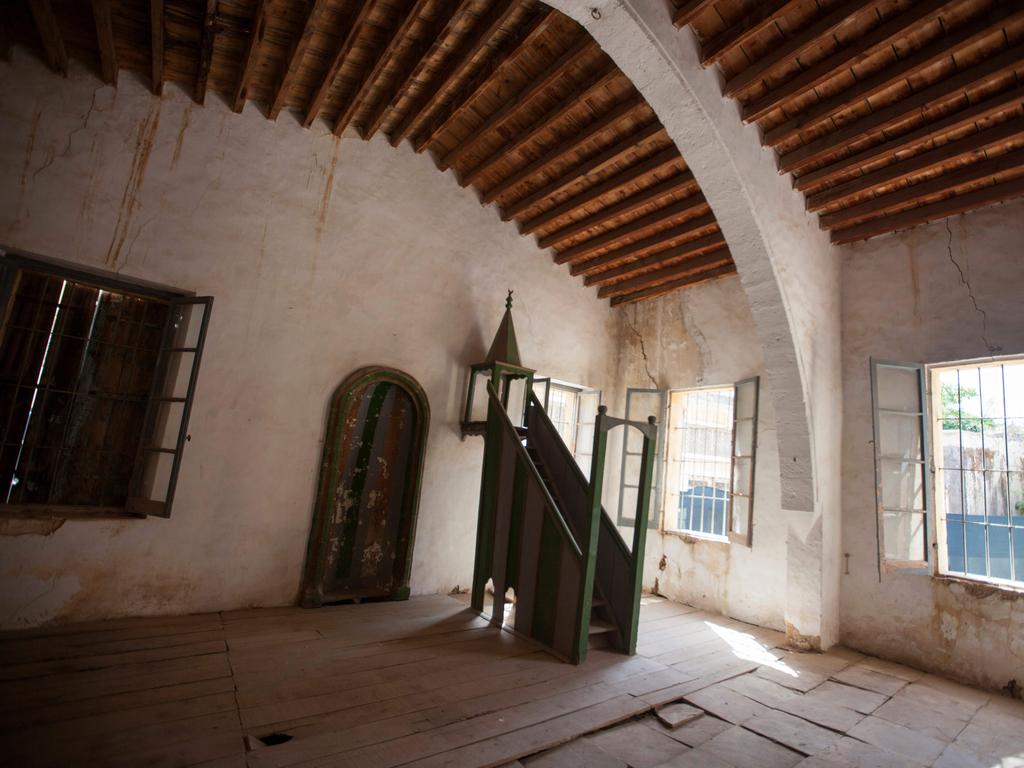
[840,200,1024,693]
[0,56,618,628]
[611,276,786,632]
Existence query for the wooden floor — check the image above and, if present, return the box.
[1,594,1021,768]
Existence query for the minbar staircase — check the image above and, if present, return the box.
[472,383,657,664]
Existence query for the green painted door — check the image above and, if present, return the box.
[321,381,419,602]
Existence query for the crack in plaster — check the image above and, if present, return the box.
[33,84,107,180]
[945,218,1001,355]
[626,307,658,389]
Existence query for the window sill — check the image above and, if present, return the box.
[0,504,141,520]
[934,573,1024,598]
[662,528,730,545]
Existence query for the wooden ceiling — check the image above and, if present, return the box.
[672,0,1024,244]
[4,0,737,307]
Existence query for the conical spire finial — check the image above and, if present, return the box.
[485,290,523,367]
[505,289,514,310]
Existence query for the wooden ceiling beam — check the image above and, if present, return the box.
[361,0,469,140]
[830,175,1024,244]
[150,0,164,95]
[762,6,1024,148]
[722,0,883,98]
[195,0,217,105]
[439,36,594,171]
[598,250,733,298]
[90,0,117,85]
[584,232,727,286]
[569,214,718,272]
[551,194,709,264]
[807,118,1024,213]
[781,46,1024,177]
[303,0,376,128]
[388,0,526,146]
[412,9,550,152]
[538,172,696,250]
[794,84,1024,192]
[269,0,331,120]
[29,0,67,76]
[700,0,794,67]
[609,263,737,307]
[459,64,618,187]
[672,0,717,30]
[231,0,269,113]
[501,121,664,220]
[481,95,645,205]
[521,146,681,235]
[741,0,955,125]
[820,148,1024,230]
[335,0,434,138]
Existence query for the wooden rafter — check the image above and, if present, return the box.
[361,0,469,140]
[411,9,551,152]
[481,95,645,205]
[566,213,718,270]
[807,119,1024,214]
[269,0,331,120]
[28,0,67,76]
[389,0,527,146]
[538,173,695,250]
[440,36,594,169]
[781,47,1024,177]
[598,250,733,298]
[90,0,117,85]
[232,0,269,113]
[335,0,435,138]
[195,0,217,105]
[831,175,1024,244]
[303,0,376,128]
[459,63,618,187]
[520,147,682,235]
[610,264,736,306]
[550,195,709,264]
[672,0,716,29]
[794,84,1024,192]
[699,0,793,66]
[761,6,1024,148]
[740,0,954,125]
[820,148,1024,231]
[722,0,883,98]
[150,0,164,95]
[584,232,728,286]
[501,122,664,220]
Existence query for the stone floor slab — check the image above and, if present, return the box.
[743,710,842,756]
[655,702,704,729]
[847,715,948,763]
[586,720,691,768]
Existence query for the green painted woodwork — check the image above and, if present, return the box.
[301,367,430,608]
[533,514,563,647]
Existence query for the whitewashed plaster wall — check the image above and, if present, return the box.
[549,0,844,647]
[615,276,786,631]
[841,200,1024,692]
[0,57,619,629]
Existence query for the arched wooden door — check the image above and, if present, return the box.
[301,367,430,607]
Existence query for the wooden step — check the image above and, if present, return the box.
[588,619,616,636]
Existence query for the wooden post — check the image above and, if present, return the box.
[574,405,608,663]
[625,416,657,654]
[471,385,502,611]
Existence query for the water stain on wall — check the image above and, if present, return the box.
[104,98,162,269]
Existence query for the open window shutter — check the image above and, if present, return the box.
[729,377,759,546]
[573,389,601,477]
[532,377,551,410]
[870,360,930,573]
[618,388,666,527]
[127,296,213,518]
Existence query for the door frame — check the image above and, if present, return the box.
[300,366,431,607]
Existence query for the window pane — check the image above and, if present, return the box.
[940,469,963,520]
[880,458,924,511]
[876,365,921,412]
[965,523,987,577]
[883,511,925,561]
[983,418,1007,472]
[946,519,965,573]
[1008,418,1024,472]
[735,382,756,419]
[986,471,1008,526]
[735,419,754,457]
[1011,473,1024,524]
[989,526,1012,581]
[1005,366,1024,418]
[1014,528,1024,582]
[731,495,749,537]
[733,456,752,495]
[879,413,923,459]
